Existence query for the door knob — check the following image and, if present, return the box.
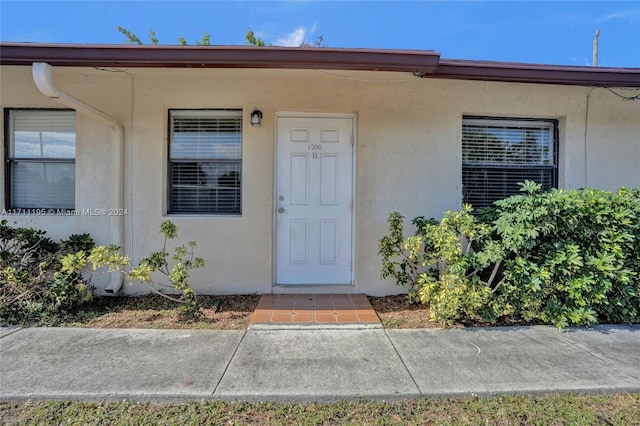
[278,207,285,214]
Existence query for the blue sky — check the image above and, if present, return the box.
[1,1,639,67]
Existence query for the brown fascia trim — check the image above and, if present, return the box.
[0,42,440,74]
[433,59,640,87]
[1,42,639,87]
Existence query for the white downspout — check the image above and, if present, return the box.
[32,62,125,294]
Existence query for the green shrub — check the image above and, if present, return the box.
[62,220,205,320]
[379,212,436,302]
[380,183,640,329]
[0,220,94,325]
[380,207,508,326]
[489,183,640,328]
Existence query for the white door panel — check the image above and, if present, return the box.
[276,116,353,285]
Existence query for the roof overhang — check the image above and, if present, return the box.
[0,43,440,74]
[1,42,639,87]
[434,59,640,88]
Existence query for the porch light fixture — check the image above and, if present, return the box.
[251,109,263,126]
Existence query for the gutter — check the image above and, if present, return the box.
[32,62,125,294]
[433,59,640,87]
[3,43,441,74]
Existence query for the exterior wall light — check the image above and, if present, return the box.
[251,109,263,126]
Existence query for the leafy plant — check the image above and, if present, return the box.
[62,221,205,319]
[416,207,510,326]
[380,208,508,326]
[117,26,211,46]
[489,183,640,328]
[245,28,267,46]
[379,212,431,302]
[380,183,640,329]
[0,220,94,325]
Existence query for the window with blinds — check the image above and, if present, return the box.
[5,109,76,210]
[168,110,242,214]
[462,117,557,209]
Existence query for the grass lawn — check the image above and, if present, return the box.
[2,393,639,425]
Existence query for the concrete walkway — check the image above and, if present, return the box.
[1,325,639,402]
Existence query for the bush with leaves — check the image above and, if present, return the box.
[379,212,434,302]
[380,182,640,329]
[380,207,508,326]
[488,183,640,328]
[0,220,94,325]
[62,221,205,319]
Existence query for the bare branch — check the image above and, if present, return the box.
[487,259,503,289]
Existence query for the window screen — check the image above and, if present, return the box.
[462,117,557,209]
[168,110,242,214]
[6,109,76,209]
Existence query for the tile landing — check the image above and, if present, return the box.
[249,294,381,328]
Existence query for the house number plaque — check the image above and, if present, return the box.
[309,144,322,159]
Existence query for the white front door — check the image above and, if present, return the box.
[275,116,354,285]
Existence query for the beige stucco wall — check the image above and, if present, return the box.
[1,65,638,296]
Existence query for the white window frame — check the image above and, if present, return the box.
[462,116,558,209]
[4,108,76,211]
[167,109,243,215]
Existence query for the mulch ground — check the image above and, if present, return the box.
[53,294,441,330]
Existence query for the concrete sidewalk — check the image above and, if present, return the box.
[1,325,639,402]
